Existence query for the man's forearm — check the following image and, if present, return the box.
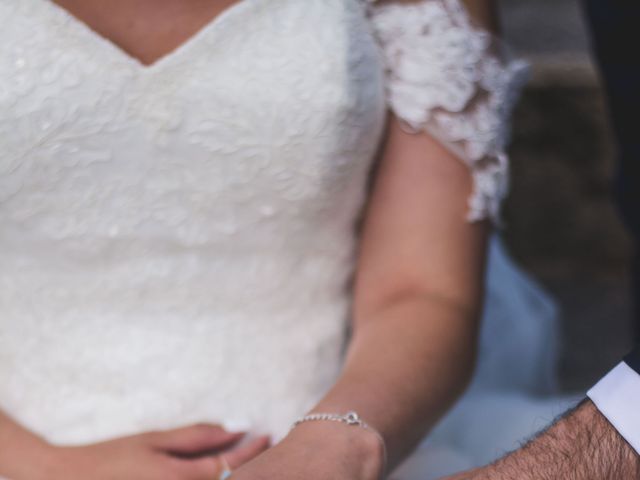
[447,400,640,480]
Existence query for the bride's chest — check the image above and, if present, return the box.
[45,0,246,68]
[0,0,387,242]
[0,0,385,142]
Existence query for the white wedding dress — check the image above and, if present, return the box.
[0,0,571,478]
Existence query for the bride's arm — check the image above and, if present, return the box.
[309,114,489,468]
[232,114,489,479]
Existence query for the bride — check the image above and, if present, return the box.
[0,0,560,479]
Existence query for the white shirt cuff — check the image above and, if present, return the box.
[587,362,640,455]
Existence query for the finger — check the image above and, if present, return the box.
[180,456,225,480]
[171,455,223,480]
[149,424,245,455]
[224,435,271,468]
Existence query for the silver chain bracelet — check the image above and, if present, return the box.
[292,411,371,429]
[291,411,388,477]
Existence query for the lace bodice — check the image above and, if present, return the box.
[0,0,525,449]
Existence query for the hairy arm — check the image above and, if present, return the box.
[446,400,640,480]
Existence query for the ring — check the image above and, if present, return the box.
[218,455,232,480]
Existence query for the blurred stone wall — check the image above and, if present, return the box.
[498,0,634,391]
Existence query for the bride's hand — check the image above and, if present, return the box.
[39,424,270,480]
[229,421,385,480]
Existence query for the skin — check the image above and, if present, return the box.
[0,412,270,479]
[47,0,243,67]
[0,1,496,478]
[444,400,640,480]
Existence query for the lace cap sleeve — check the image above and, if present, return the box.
[364,0,529,224]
